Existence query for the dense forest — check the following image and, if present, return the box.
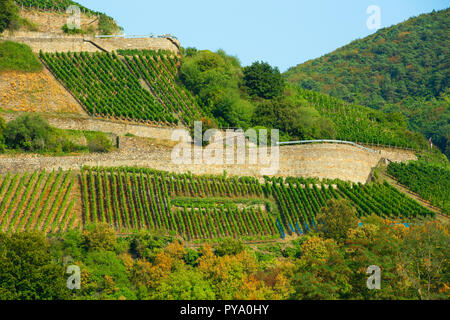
[285,8,449,157]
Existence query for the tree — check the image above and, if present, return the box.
[0,232,71,300]
[0,0,18,33]
[3,114,53,151]
[290,236,352,299]
[316,199,358,242]
[0,115,5,152]
[82,223,117,252]
[243,61,285,99]
[214,238,245,257]
[402,221,449,300]
[151,267,215,300]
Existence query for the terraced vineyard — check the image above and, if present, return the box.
[40,51,206,126]
[295,87,428,150]
[81,167,435,240]
[0,170,80,233]
[387,161,450,213]
[15,0,102,15]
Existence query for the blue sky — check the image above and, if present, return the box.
[76,0,449,72]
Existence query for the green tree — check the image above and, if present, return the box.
[0,0,18,33]
[0,115,5,152]
[316,199,358,242]
[214,238,245,257]
[290,236,352,299]
[82,224,117,252]
[243,61,285,99]
[152,267,215,300]
[3,114,53,151]
[0,232,71,300]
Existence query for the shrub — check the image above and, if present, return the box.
[4,114,53,151]
[87,134,113,153]
[0,0,18,33]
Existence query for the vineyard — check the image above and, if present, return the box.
[295,87,428,150]
[0,170,80,233]
[14,0,102,15]
[387,161,450,214]
[81,167,435,241]
[40,51,206,126]
[0,166,436,238]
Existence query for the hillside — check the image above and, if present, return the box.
[0,167,435,236]
[285,8,449,156]
[1,0,121,35]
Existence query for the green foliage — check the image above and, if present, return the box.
[14,0,106,17]
[253,96,336,140]
[180,49,252,127]
[2,114,100,154]
[4,113,53,151]
[214,238,245,257]
[151,267,215,300]
[0,232,70,300]
[61,23,85,34]
[0,115,5,152]
[0,41,42,72]
[316,199,358,242]
[0,0,18,33]
[289,86,428,149]
[387,160,450,213]
[290,236,352,299]
[97,14,121,35]
[243,61,285,99]
[87,133,113,153]
[82,224,117,252]
[285,8,449,156]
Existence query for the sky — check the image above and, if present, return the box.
[76,0,449,72]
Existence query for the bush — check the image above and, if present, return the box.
[4,114,53,151]
[62,24,85,35]
[87,134,113,153]
[0,0,18,33]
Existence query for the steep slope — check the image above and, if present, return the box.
[2,0,121,35]
[285,8,449,156]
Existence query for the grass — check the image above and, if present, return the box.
[0,41,42,73]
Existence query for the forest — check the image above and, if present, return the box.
[0,216,447,300]
[285,8,449,157]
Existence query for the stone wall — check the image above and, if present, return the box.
[15,8,99,34]
[0,113,176,141]
[0,114,418,183]
[0,34,180,53]
[91,37,180,53]
[0,142,382,184]
[0,34,100,52]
